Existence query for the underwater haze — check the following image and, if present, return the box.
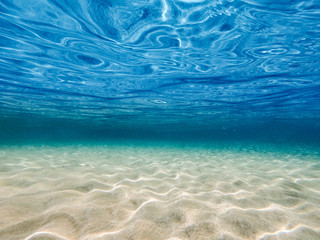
[1,0,320,240]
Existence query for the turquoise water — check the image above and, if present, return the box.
[0,0,320,146]
[1,0,320,239]
[0,0,320,130]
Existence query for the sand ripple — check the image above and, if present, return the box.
[0,145,319,240]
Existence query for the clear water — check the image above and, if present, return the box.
[1,0,320,239]
[0,0,320,137]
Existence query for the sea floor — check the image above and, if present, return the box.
[0,143,320,240]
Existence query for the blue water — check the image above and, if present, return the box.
[0,0,320,144]
[1,2,320,239]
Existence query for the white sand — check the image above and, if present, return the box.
[0,144,319,240]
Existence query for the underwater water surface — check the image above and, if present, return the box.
[1,0,320,239]
[0,0,320,136]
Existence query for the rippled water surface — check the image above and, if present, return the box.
[1,0,320,129]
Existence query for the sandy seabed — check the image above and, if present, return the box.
[0,144,320,240]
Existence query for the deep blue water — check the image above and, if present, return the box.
[0,0,320,143]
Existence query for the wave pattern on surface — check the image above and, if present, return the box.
[0,145,320,240]
[0,0,320,123]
